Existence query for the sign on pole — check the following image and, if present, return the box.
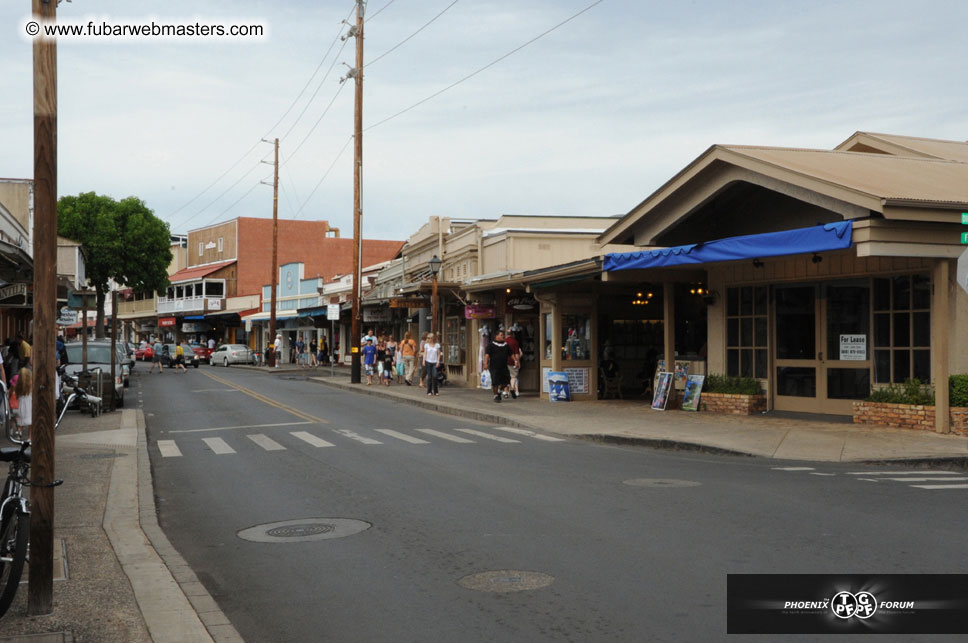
[327,303,341,320]
[958,247,968,295]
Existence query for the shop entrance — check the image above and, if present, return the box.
[773,280,871,414]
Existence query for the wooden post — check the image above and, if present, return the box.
[350,0,364,384]
[81,302,88,372]
[663,282,676,406]
[268,138,279,367]
[110,290,118,411]
[933,259,951,434]
[28,0,57,615]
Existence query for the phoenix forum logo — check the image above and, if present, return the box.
[831,591,878,619]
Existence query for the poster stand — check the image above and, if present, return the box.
[651,372,673,410]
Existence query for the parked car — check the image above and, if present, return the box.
[62,340,127,407]
[191,343,215,364]
[161,343,200,369]
[211,343,255,367]
[121,342,136,378]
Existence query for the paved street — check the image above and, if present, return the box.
[140,368,968,642]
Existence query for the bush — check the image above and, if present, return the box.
[867,378,935,405]
[949,375,968,407]
[704,374,762,395]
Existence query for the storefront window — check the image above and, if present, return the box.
[726,286,768,378]
[444,316,464,364]
[544,312,553,360]
[561,314,591,361]
[873,274,930,384]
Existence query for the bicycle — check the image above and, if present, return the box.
[0,375,100,618]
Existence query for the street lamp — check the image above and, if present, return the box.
[428,254,442,336]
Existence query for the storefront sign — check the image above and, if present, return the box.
[207,298,223,310]
[839,334,867,360]
[389,297,428,308]
[505,296,537,313]
[159,317,176,327]
[464,304,496,319]
[327,304,341,320]
[363,308,391,322]
[0,283,27,304]
[56,307,78,326]
[182,322,211,333]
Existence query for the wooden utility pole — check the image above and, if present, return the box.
[350,0,364,384]
[110,290,118,411]
[29,0,57,616]
[268,137,279,366]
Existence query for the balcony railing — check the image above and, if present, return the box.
[157,296,205,314]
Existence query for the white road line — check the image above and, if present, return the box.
[202,437,236,454]
[882,477,968,482]
[333,429,383,445]
[489,427,565,442]
[456,429,519,443]
[809,472,836,476]
[168,421,314,435]
[846,471,953,476]
[772,467,815,471]
[291,431,335,448]
[416,429,475,443]
[157,440,182,458]
[248,434,286,451]
[910,484,968,490]
[375,429,430,444]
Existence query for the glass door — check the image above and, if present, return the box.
[774,285,819,412]
[820,280,871,414]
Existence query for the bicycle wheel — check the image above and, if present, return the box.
[0,508,29,617]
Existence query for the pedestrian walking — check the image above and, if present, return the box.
[149,338,164,374]
[385,336,398,385]
[506,331,522,399]
[418,332,429,388]
[400,331,417,385]
[273,334,282,368]
[484,330,512,403]
[17,334,31,368]
[295,335,306,367]
[309,338,318,367]
[362,337,377,385]
[423,332,442,396]
[174,343,188,373]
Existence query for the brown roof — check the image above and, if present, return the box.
[169,259,237,283]
[836,132,968,163]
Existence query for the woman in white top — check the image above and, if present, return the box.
[423,333,442,396]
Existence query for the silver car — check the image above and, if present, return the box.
[212,343,255,367]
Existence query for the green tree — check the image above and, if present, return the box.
[58,192,172,338]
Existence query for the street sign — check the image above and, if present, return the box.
[962,212,968,225]
[56,307,78,326]
[962,232,968,244]
[958,247,968,295]
[327,303,341,320]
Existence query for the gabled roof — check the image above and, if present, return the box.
[599,136,968,246]
[169,259,236,283]
[836,131,968,163]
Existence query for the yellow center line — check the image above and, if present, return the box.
[201,369,329,424]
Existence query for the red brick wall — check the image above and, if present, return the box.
[235,217,403,297]
[700,393,767,415]
[853,401,968,436]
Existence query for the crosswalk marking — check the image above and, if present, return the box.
[809,472,836,476]
[880,477,968,482]
[910,484,968,490]
[846,471,953,476]
[376,429,430,444]
[456,429,519,443]
[202,437,235,454]
[416,429,475,443]
[490,427,565,442]
[248,434,285,451]
[157,440,182,458]
[772,467,815,471]
[291,431,334,448]
[333,429,383,445]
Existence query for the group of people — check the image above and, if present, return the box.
[359,330,447,396]
[268,333,331,368]
[483,329,522,403]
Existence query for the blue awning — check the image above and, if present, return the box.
[297,309,329,318]
[184,315,205,320]
[603,221,853,272]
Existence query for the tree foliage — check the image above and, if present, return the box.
[58,192,172,336]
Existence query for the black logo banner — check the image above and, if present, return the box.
[727,574,968,634]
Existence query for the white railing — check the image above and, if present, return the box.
[157,296,205,314]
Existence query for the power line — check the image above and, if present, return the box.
[281,81,351,168]
[366,0,606,132]
[366,0,395,23]
[296,135,354,216]
[201,174,272,228]
[280,36,352,142]
[366,0,461,68]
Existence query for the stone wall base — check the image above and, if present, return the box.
[700,393,767,415]
[853,401,968,436]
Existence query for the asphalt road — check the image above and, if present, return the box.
[138,366,968,642]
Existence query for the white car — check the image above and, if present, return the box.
[212,344,255,367]
[63,341,127,407]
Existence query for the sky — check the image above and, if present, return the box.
[2,0,968,242]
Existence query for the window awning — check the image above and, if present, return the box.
[603,221,853,272]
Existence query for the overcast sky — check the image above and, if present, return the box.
[2,0,967,242]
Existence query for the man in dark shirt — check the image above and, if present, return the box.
[484,330,512,403]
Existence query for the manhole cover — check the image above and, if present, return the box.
[623,478,701,488]
[238,518,371,543]
[458,570,554,593]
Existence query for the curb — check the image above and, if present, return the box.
[133,409,245,643]
[572,434,756,458]
[857,456,968,471]
[310,377,537,430]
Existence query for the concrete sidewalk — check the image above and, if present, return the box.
[0,408,241,643]
[299,365,968,465]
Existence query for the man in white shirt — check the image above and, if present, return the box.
[273,334,282,368]
[208,337,216,350]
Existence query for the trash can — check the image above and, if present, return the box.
[547,371,570,402]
